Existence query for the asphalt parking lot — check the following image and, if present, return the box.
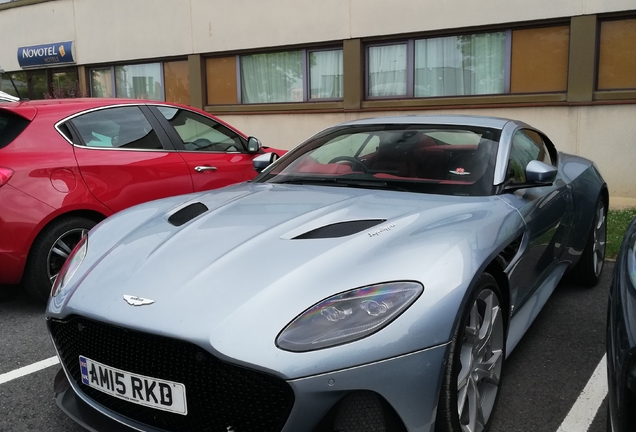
[0,263,611,432]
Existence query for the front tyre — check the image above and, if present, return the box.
[23,216,95,303]
[572,197,607,286]
[436,273,505,432]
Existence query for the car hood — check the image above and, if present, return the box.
[49,183,521,378]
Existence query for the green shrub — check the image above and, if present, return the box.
[607,208,636,259]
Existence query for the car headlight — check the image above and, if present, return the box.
[51,234,88,297]
[276,281,423,352]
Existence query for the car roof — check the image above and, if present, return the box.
[337,114,523,130]
[0,98,168,110]
[0,98,194,121]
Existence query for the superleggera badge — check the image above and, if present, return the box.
[368,224,396,237]
[123,295,155,306]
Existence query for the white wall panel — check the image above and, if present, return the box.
[190,0,351,53]
[71,0,193,64]
[2,0,636,67]
[348,0,636,38]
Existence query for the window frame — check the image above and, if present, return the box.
[0,67,79,100]
[307,47,345,102]
[365,30,513,100]
[88,62,166,101]
[596,17,636,91]
[365,40,412,99]
[234,45,344,104]
[55,104,176,152]
[149,105,248,153]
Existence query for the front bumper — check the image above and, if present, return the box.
[53,343,448,432]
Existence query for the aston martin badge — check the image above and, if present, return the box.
[123,295,155,306]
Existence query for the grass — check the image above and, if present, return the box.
[607,208,636,260]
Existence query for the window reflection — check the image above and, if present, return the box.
[115,63,163,101]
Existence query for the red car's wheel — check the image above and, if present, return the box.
[23,216,96,302]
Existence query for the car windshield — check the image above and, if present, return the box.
[255,124,501,196]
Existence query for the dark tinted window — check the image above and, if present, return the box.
[71,106,163,150]
[0,110,30,149]
[156,106,245,152]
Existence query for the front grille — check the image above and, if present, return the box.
[312,391,407,432]
[49,316,294,432]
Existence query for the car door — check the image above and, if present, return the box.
[150,106,259,192]
[504,129,573,308]
[63,105,193,213]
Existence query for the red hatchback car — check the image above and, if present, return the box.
[0,98,283,301]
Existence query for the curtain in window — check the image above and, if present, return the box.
[415,32,505,97]
[368,44,407,97]
[310,50,343,99]
[91,69,113,98]
[115,63,163,100]
[241,51,303,103]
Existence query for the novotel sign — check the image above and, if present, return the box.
[17,41,75,68]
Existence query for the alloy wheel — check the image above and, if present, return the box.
[46,228,89,284]
[457,288,504,432]
[592,201,607,278]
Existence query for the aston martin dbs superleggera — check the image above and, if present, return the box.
[46,115,607,432]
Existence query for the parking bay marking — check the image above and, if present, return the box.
[556,354,607,432]
[0,356,59,385]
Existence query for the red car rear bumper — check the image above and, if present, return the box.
[0,184,55,285]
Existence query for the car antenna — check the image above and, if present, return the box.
[0,65,27,101]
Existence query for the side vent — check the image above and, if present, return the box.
[168,202,209,227]
[498,234,524,270]
[293,219,386,240]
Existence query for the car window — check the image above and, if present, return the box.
[156,106,245,152]
[70,107,163,150]
[310,133,379,163]
[0,110,30,149]
[507,129,552,184]
[256,124,500,197]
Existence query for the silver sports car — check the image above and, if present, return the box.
[46,115,607,432]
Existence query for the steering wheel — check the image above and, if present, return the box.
[328,156,368,173]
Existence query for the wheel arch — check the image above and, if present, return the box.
[25,209,107,266]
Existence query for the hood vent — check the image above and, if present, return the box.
[293,219,386,239]
[168,202,209,226]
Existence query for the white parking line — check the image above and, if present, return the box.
[0,356,59,385]
[557,354,607,432]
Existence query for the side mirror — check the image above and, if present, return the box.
[247,136,262,153]
[525,160,557,186]
[253,152,279,172]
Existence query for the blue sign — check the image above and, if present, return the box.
[17,41,75,68]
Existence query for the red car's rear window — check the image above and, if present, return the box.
[0,110,30,149]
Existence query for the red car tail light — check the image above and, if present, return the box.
[0,167,14,187]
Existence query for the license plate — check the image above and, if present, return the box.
[79,355,187,415]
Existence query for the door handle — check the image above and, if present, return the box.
[194,166,218,172]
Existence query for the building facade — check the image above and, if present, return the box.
[1,0,635,198]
